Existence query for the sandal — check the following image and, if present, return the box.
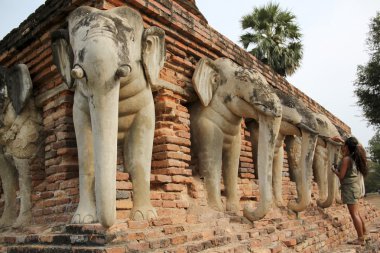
[363,232,370,241]
[347,238,365,246]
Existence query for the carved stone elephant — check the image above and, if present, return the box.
[190,57,282,221]
[271,89,318,212]
[313,113,342,208]
[52,6,165,227]
[0,64,43,228]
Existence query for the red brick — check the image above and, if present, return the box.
[162,200,176,208]
[155,175,172,183]
[116,200,133,210]
[127,232,145,240]
[127,241,149,251]
[163,183,185,192]
[153,144,181,152]
[172,175,192,184]
[155,128,175,136]
[176,200,190,208]
[151,200,163,207]
[117,172,130,181]
[152,159,188,168]
[127,220,149,229]
[150,192,162,200]
[151,217,173,226]
[161,192,178,200]
[171,235,187,245]
[105,247,126,253]
[152,168,192,176]
[117,181,133,190]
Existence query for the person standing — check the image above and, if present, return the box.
[331,136,368,245]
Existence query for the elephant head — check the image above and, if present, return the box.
[52,6,165,227]
[313,113,342,208]
[272,89,318,212]
[191,57,282,220]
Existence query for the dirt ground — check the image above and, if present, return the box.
[330,194,380,252]
[364,193,380,209]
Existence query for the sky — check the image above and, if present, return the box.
[0,1,379,147]
[196,0,380,148]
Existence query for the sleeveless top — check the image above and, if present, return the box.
[340,157,359,186]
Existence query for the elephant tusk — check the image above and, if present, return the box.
[115,65,132,78]
[71,66,84,79]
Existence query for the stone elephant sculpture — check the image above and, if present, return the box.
[190,57,282,221]
[313,113,342,208]
[271,89,318,212]
[52,6,165,227]
[0,64,43,228]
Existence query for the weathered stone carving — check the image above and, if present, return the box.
[190,57,282,220]
[52,6,165,228]
[271,89,318,212]
[0,64,43,228]
[313,113,342,208]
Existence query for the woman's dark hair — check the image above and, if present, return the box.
[345,136,368,176]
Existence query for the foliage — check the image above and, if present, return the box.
[240,2,303,76]
[355,12,380,127]
[364,130,380,193]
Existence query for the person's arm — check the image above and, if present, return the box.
[332,156,350,180]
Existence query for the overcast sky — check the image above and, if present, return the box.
[197,0,380,147]
[1,1,379,147]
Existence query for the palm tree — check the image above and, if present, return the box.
[240,3,303,76]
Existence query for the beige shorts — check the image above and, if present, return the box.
[341,184,361,205]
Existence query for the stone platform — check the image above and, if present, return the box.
[0,200,379,253]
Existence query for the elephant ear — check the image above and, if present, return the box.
[0,66,8,107]
[142,26,166,87]
[51,29,74,88]
[7,64,33,115]
[192,58,219,107]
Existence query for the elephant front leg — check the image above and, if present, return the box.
[72,92,97,224]
[0,153,17,228]
[12,158,32,228]
[197,122,224,212]
[222,133,241,213]
[125,103,157,221]
[273,133,285,207]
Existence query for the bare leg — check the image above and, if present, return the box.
[347,204,364,240]
[359,212,367,235]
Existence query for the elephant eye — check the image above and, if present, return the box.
[211,74,219,84]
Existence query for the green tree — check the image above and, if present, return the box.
[365,131,380,193]
[355,12,380,127]
[240,2,303,76]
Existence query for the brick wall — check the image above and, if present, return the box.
[0,0,354,231]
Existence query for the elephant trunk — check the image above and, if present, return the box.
[90,81,120,228]
[317,142,338,208]
[244,114,281,221]
[314,144,328,205]
[287,130,317,212]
